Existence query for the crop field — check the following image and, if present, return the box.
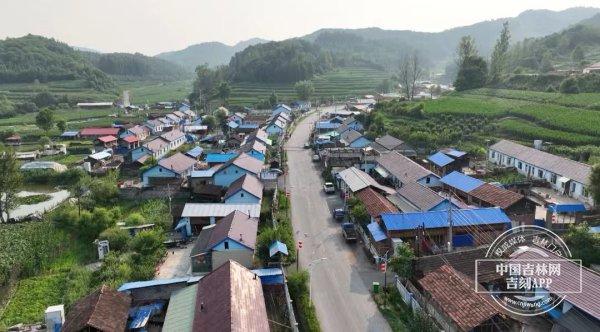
[228,67,389,106]
[118,79,192,104]
[0,80,117,103]
[496,118,600,145]
[466,88,600,109]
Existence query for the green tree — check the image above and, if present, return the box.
[559,77,580,94]
[540,52,554,73]
[88,171,119,205]
[35,108,55,132]
[590,164,600,205]
[214,108,228,125]
[350,201,370,225]
[454,56,488,91]
[269,91,278,107]
[572,45,585,66]
[33,91,57,108]
[294,80,315,101]
[388,242,415,279]
[455,36,478,67]
[129,230,165,261]
[563,223,600,267]
[124,212,145,226]
[99,227,130,252]
[0,147,23,222]
[69,173,90,216]
[56,119,67,133]
[139,199,172,230]
[377,78,394,93]
[39,136,52,148]
[215,81,231,103]
[0,95,14,116]
[202,115,217,132]
[488,22,510,84]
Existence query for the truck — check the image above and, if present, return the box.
[341,223,357,242]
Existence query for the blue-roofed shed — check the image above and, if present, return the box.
[239,123,259,129]
[204,152,237,164]
[227,121,239,129]
[440,171,485,193]
[185,146,204,159]
[428,151,455,167]
[367,222,387,242]
[316,121,341,130]
[443,148,467,158]
[269,241,289,257]
[252,268,285,285]
[547,203,587,213]
[60,130,79,138]
[381,207,511,232]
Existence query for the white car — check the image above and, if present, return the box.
[312,154,320,162]
[323,182,335,194]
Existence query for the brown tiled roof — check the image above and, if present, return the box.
[160,129,185,142]
[207,210,258,250]
[418,265,500,331]
[158,152,197,174]
[416,247,498,283]
[513,249,600,320]
[62,284,131,332]
[375,134,404,150]
[377,151,434,183]
[193,260,269,331]
[355,187,399,218]
[144,137,169,152]
[394,182,445,211]
[224,174,264,201]
[469,183,524,209]
[490,139,591,185]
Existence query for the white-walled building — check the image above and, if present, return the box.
[488,140,593,206]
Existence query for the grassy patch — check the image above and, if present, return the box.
[16,194,51,206]
[373,287,436,332]
[287,271,321,332]
[0,273,66,327]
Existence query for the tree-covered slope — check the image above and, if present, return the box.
[83,51,190,81]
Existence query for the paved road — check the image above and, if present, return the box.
[285,109,391,332]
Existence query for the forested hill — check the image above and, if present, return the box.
[507,14,600,72]
[156,38,268,71]
[0,34,113,90]
[227,39,334,83]
[82,52,190,81]
[304,7,600,70]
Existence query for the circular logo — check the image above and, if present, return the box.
[478,225,579,316]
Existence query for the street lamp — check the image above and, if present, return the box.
[308,257,327,304]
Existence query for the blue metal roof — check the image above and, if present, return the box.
[118,276,192,292]
[381,207,511,231]
[190,169,217,178]
[440,171,485,193]
[252,268,283,277]
[547,203,587,213]
[315,121,341,130]
[269,241,289,257]
[367,222,387,242]
[61,131,79,137]
[186,146,203,158]
[239,123,259,129]
[227,121,239,129]
[443,148,467,158]
[204,153,237,163]
[428,151,455,167]
[589,226,600,234]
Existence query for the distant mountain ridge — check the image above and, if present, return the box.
[155,38,269,71]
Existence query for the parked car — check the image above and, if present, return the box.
[341,223,357,242]
[304,142,311,149]
[332,208,346,221]
[312,154,320,162]
[323,182,335,194]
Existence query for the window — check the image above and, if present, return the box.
[507,157,512,164]
[159,168,162,172]
[551,174,557,184]
[491,151,496,158]
[235,170,239,174]
[224,241,229,250]
[240,193,244,197]
[426,177,431,184]
[518,161,522,169]
[538,170,543,178]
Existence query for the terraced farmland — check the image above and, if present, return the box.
[228,67,389,106]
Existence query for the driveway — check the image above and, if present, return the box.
[155,245,192,279]
[285,108,391,332]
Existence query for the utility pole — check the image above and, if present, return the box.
[447,196,453,253]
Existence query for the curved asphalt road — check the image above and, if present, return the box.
[285,108,392,332]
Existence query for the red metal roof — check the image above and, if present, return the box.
[122,135,139,143]
[193,260,269,331]
[469,183,524,209]
[97,135,117,143]
[418,264,500,331]
[355,187,398,218]
[80,127,120,136]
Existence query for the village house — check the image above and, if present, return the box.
[162,261,269,332]
[145,119,164,134]
[354,187,399,224]
[239,139,267,161]
[143,137,170,159]
[488,140,594,206]
[62,285,131,332]
[119,134,140,150]
[141,152,196,187]
[340,116,364,132]
[228,112,246,125]
[223,174,264,204]
[212,152,264,187]
[271,103,292,117]
[315,121,342,133]
[95,135,118,149]
[189,211,258,272]
[121,124,150,141]
[180,203,261,232]
[4,134,21,146]
[160,129,186,150]
[204,152,237,167]
[264,117,287,135]
[583,61,600,74]
[129,146,153,164]
[185,146,203,160]
[189,168,222,202]
[339,129,371,148]
[374,151,441,188]
[427,148,469,176]
[79,127,121,139]
[336,167,396,198]
[236,123,260,134]
[387,181,454,212]
[370,134,416,157]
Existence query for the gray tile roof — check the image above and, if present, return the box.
[207,211,258,250]
[227,152,264,175]
[338,167,395,194]
[393,182,445,211]
[375,134,404,150]
[340,129,363,145]
[239,139,267,155]
[224,174,264,200]
[490,140,591,185]
[160,129,185,142]
[377,151,435,184]
[158,152,196,174]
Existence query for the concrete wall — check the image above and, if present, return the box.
[212,249,254,270]
[224,190,261,204]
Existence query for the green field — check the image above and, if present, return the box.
[228,67,389,105]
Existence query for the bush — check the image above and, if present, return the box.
[99,227,130,252]
[559,78,580,94]
[287,271,321,332]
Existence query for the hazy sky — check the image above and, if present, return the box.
[1,0,598,55]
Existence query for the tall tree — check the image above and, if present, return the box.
[488,22,511,84]
[454,36,487,91]
[398,52,423,100]
[0,147,23,222]
[56,119,67,133]
[294,80,315,101]
[35,108,55,133]
[590,164,600,205]
[269,91,278,107]
[456,36,478,68]
[572,45,585,67]
[215,81,231,103]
